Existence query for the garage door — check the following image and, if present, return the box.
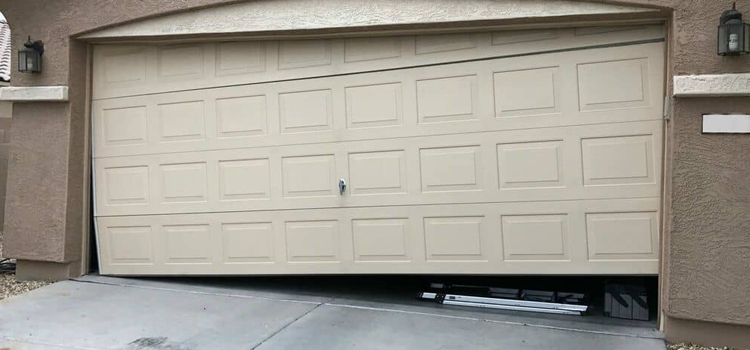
[92,25,665,275]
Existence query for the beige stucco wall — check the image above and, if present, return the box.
[667,96,750,325]
[1,0,749,346]
[0,102,11,235]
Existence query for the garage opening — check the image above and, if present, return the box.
[90,25,665,277]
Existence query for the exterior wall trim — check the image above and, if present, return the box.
[79,0,659,40]
[673,73,750,98]
[0,86,70,102]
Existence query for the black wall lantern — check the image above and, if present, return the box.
[718,2,750,56]
[18,36,44,73]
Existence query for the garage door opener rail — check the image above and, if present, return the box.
[418,283,588,316]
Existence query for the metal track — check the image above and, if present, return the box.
[419,292,588,316]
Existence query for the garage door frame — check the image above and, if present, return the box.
[83,19,670,277]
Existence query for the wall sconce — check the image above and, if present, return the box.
[718,2,750,56]
[18,36,44,73]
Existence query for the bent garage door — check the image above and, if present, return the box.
[92,25,665,275]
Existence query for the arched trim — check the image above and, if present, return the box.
[80,0,660,40]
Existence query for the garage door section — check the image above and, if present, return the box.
[92,25,665,275]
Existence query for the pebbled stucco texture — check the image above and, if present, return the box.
[668,97,750,326]
[3,102,71,262]
[0,0,749,340]
[78,0,656,38]
[674,73,750,97]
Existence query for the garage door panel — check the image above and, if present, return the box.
[94,29,664,276]
[106,225,154,266]
[96,198,659,275]
[156,44,206,82]
[348,151,407,196]
[93,25,663,99]
[501,214,570,261]
[221,222,275,263]
[492,29,560,46]
[278,89,334,134]
[582,134,655,186]
[420,145,483,193]
[493,66,561,118]
[577,58,651,112]
[282,154,338,198]
[94,120,661,217]
[586,211,659,261]
[278,39,333,70]
[100,105,149,148]
[215,95,268,138]
[497,140,565,189]
[345,83,404,129]
[352,218,411,262]
[424,216,487,261]
[93,42,664,159]
[218,158,272,201]
[215,41,266,76]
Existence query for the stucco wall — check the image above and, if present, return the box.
[0,102,12,235]
[668,97,750,325]
[0,0,749,336]
[2,102,71,261]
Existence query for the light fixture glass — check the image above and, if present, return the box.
[718,2,750,56]
[17,36,43,73]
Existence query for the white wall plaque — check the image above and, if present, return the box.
[702,114,750,134]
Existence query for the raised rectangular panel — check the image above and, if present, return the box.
[497,140,563,189]
[424,216,484,261]
[157,45,204,79]
[501,215,568,261]
[102,106,148,147]
[221,222,274,263]
[103,166,150,205]
[575,25,648,36]
[279,90,333,134]
[164,224,211,264]
[578,58,649,111]
[218,159,270,201]
[282,155,336,198]
[494,67,559,117]
[344,37,401,62]
[278,40,332,69]
[420,146,481,193]
[216,41,265,76]
[492,30,558,45]
[416,75,477,123]
[582,135,653,186]
[586,212,658,260]
[345,83,403,129]
[352,218,409,262]
[103,49,146,84]
[216,95,267,138]
[158,101,206,142]
[348,151,406,195]
[160,162,208,203]
[416,34,476,54]
[286,220,339,262]
[109,226,153,264]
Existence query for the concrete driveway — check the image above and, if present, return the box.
[0,275,666,350]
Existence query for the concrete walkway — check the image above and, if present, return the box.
[0,275,666,350]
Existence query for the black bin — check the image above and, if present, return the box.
[604,282,649,321]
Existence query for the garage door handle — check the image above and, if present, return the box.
[339,179,347,196]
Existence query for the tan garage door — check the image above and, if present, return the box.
[92,25,665,275]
